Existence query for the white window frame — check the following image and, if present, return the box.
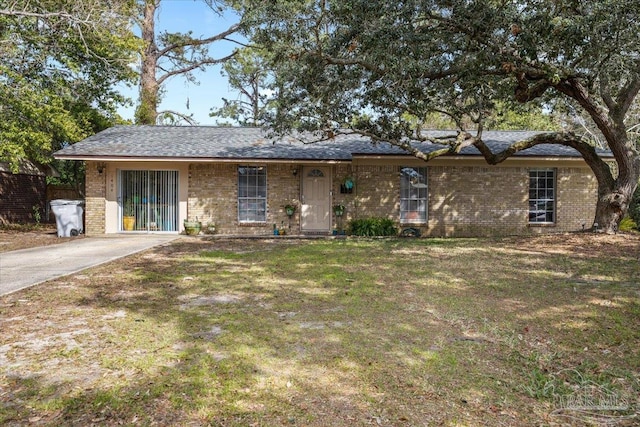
[400,166,428,224]
[528,168,556,224]
[238,166,267,223]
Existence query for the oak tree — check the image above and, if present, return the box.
[243,0,640,233]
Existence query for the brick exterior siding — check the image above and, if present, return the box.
[84,161,106,235]
[84,158,598,237]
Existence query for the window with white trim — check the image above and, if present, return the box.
[528,169,555,224]
[238,166,267,223]
[400,167,428,223]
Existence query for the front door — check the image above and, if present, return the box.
[301,166,331,232]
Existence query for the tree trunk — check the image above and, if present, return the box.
[135,0,159,125]
[593,170,639,234]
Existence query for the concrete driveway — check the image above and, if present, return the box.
[0,235,179,296]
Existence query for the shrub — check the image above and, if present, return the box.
[628,184,640,228]
[619,216,637,232]
[348,217,398,236]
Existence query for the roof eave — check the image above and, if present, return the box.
[53,154,352,164]
[350,153,595,161]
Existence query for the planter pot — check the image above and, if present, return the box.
[123,216,135,231]
[286,208,295,216]
[184,221,202,236]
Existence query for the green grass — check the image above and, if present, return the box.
[1,236,639,426]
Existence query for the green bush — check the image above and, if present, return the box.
[348,217,398,236]
[629,184,640,228]
[619,216,637,232]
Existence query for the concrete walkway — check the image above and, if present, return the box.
[0,235,179,296]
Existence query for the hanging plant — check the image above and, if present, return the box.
[341,176,355,194]
[343,177,354,190]
[333,204,346,216]
[285,204,297,216]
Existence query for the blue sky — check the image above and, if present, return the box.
[117,1,243,125]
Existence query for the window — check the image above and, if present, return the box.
[238,166,267,222]
[400,167,428,223]
[529,169,555,224]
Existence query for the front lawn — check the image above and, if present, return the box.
[1,234,638,426]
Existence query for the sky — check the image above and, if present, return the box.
[117,0,243,125]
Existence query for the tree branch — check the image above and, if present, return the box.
[613,75,640,120]
[156,51,237,86]
[599,75,616,112]
[473,131,615,188]
[0,9,89,24]
[156,23,239,58]
[156,109,197,125]
[555,78,617,143]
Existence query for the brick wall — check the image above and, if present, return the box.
[84,159,599,237]
[556,167,598,231]
[427,165,528,237]
[349,162,597,237]
[84,161,106,235]
[188,163,302,235]
[350,164,398,222]
[186,160,598,237]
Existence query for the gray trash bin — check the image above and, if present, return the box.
[50,199,84,237]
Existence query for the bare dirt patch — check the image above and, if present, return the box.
[0,225,83,253]
[502,231,640,259]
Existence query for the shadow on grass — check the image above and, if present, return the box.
[1,237,639,426]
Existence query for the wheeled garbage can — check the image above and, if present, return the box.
[50,199,84,237]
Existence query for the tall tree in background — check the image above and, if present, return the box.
[243,0,640,233]
[209,48,272,126]
[135,0,241,125]
[0,0,138,171]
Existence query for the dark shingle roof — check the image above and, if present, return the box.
[53,126,608,161]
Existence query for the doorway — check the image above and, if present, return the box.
[301,166,331,232]
[118,170,179,232]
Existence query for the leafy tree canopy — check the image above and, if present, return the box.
[241,0,640,232]
[0,0,139,171]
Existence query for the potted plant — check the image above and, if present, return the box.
[204,222,216,234]
[123,199,135,231]
[333,204,346,217]
[183,218,202,235]
[285,204,297,217]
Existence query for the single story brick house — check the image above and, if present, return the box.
[53,125,609,237]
